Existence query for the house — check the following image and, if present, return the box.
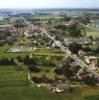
[84,55,98,70]
[84,56,90,64]
[52,40,62,48]
[90,58,98,70]
[49,84,72,93]
[64,37,91,45]
[78,50,85,57]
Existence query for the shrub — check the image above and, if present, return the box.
[29,65,41,73]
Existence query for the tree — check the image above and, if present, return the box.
[83,75,97,86]
[54,67,63,75]
[28,65,41,73]
[55,62,76,82]
[67,19,86,37]
[16,56,23,62]
[0,58,14,65]
[62,65,73,81]
[14,19,25,28]
[14,59,23,70]
[69,42,82,54]
[95,46,99,53]
[61,15,71,22]
[23,55,36,65]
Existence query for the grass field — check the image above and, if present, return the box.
[0,65,83,100]
[32,15,62,20]
[82,86,99,100]
[0,64,99,100]
[0,65,28,87]
[0,85,99,100]
[0,52,29,60]
[31,66,64,79]
[0,44,10,52]
[0,86,83,100]
[86,26,99,37]
[0,48,64,60]
[0,66,99,100]
[34,48,64,56]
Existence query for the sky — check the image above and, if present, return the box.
[0,0,99,9]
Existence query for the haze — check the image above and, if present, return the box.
[0,0,99,9]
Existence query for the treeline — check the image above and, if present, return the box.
[0,55,62,67]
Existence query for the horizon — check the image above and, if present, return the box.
[0,7,99,10]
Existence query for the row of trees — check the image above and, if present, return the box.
[0,55,61,67]
[14,19,26,28]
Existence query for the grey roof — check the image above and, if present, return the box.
[57,84,71,90]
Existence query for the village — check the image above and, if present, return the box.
[0,9,99,100]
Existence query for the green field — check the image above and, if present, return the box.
[31,66,64,79]
[0,86,83,100]
[0,47,64,60]
[34,48,64,56]
[0,54,99,100]
[0,85,99,100]
[0,52,29,60]
[0,44,10,52]
[0,65,80,100]
[32,15,62,20]
[0,65,28,87]
[86,26,99,37]
[0,65,99,100]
